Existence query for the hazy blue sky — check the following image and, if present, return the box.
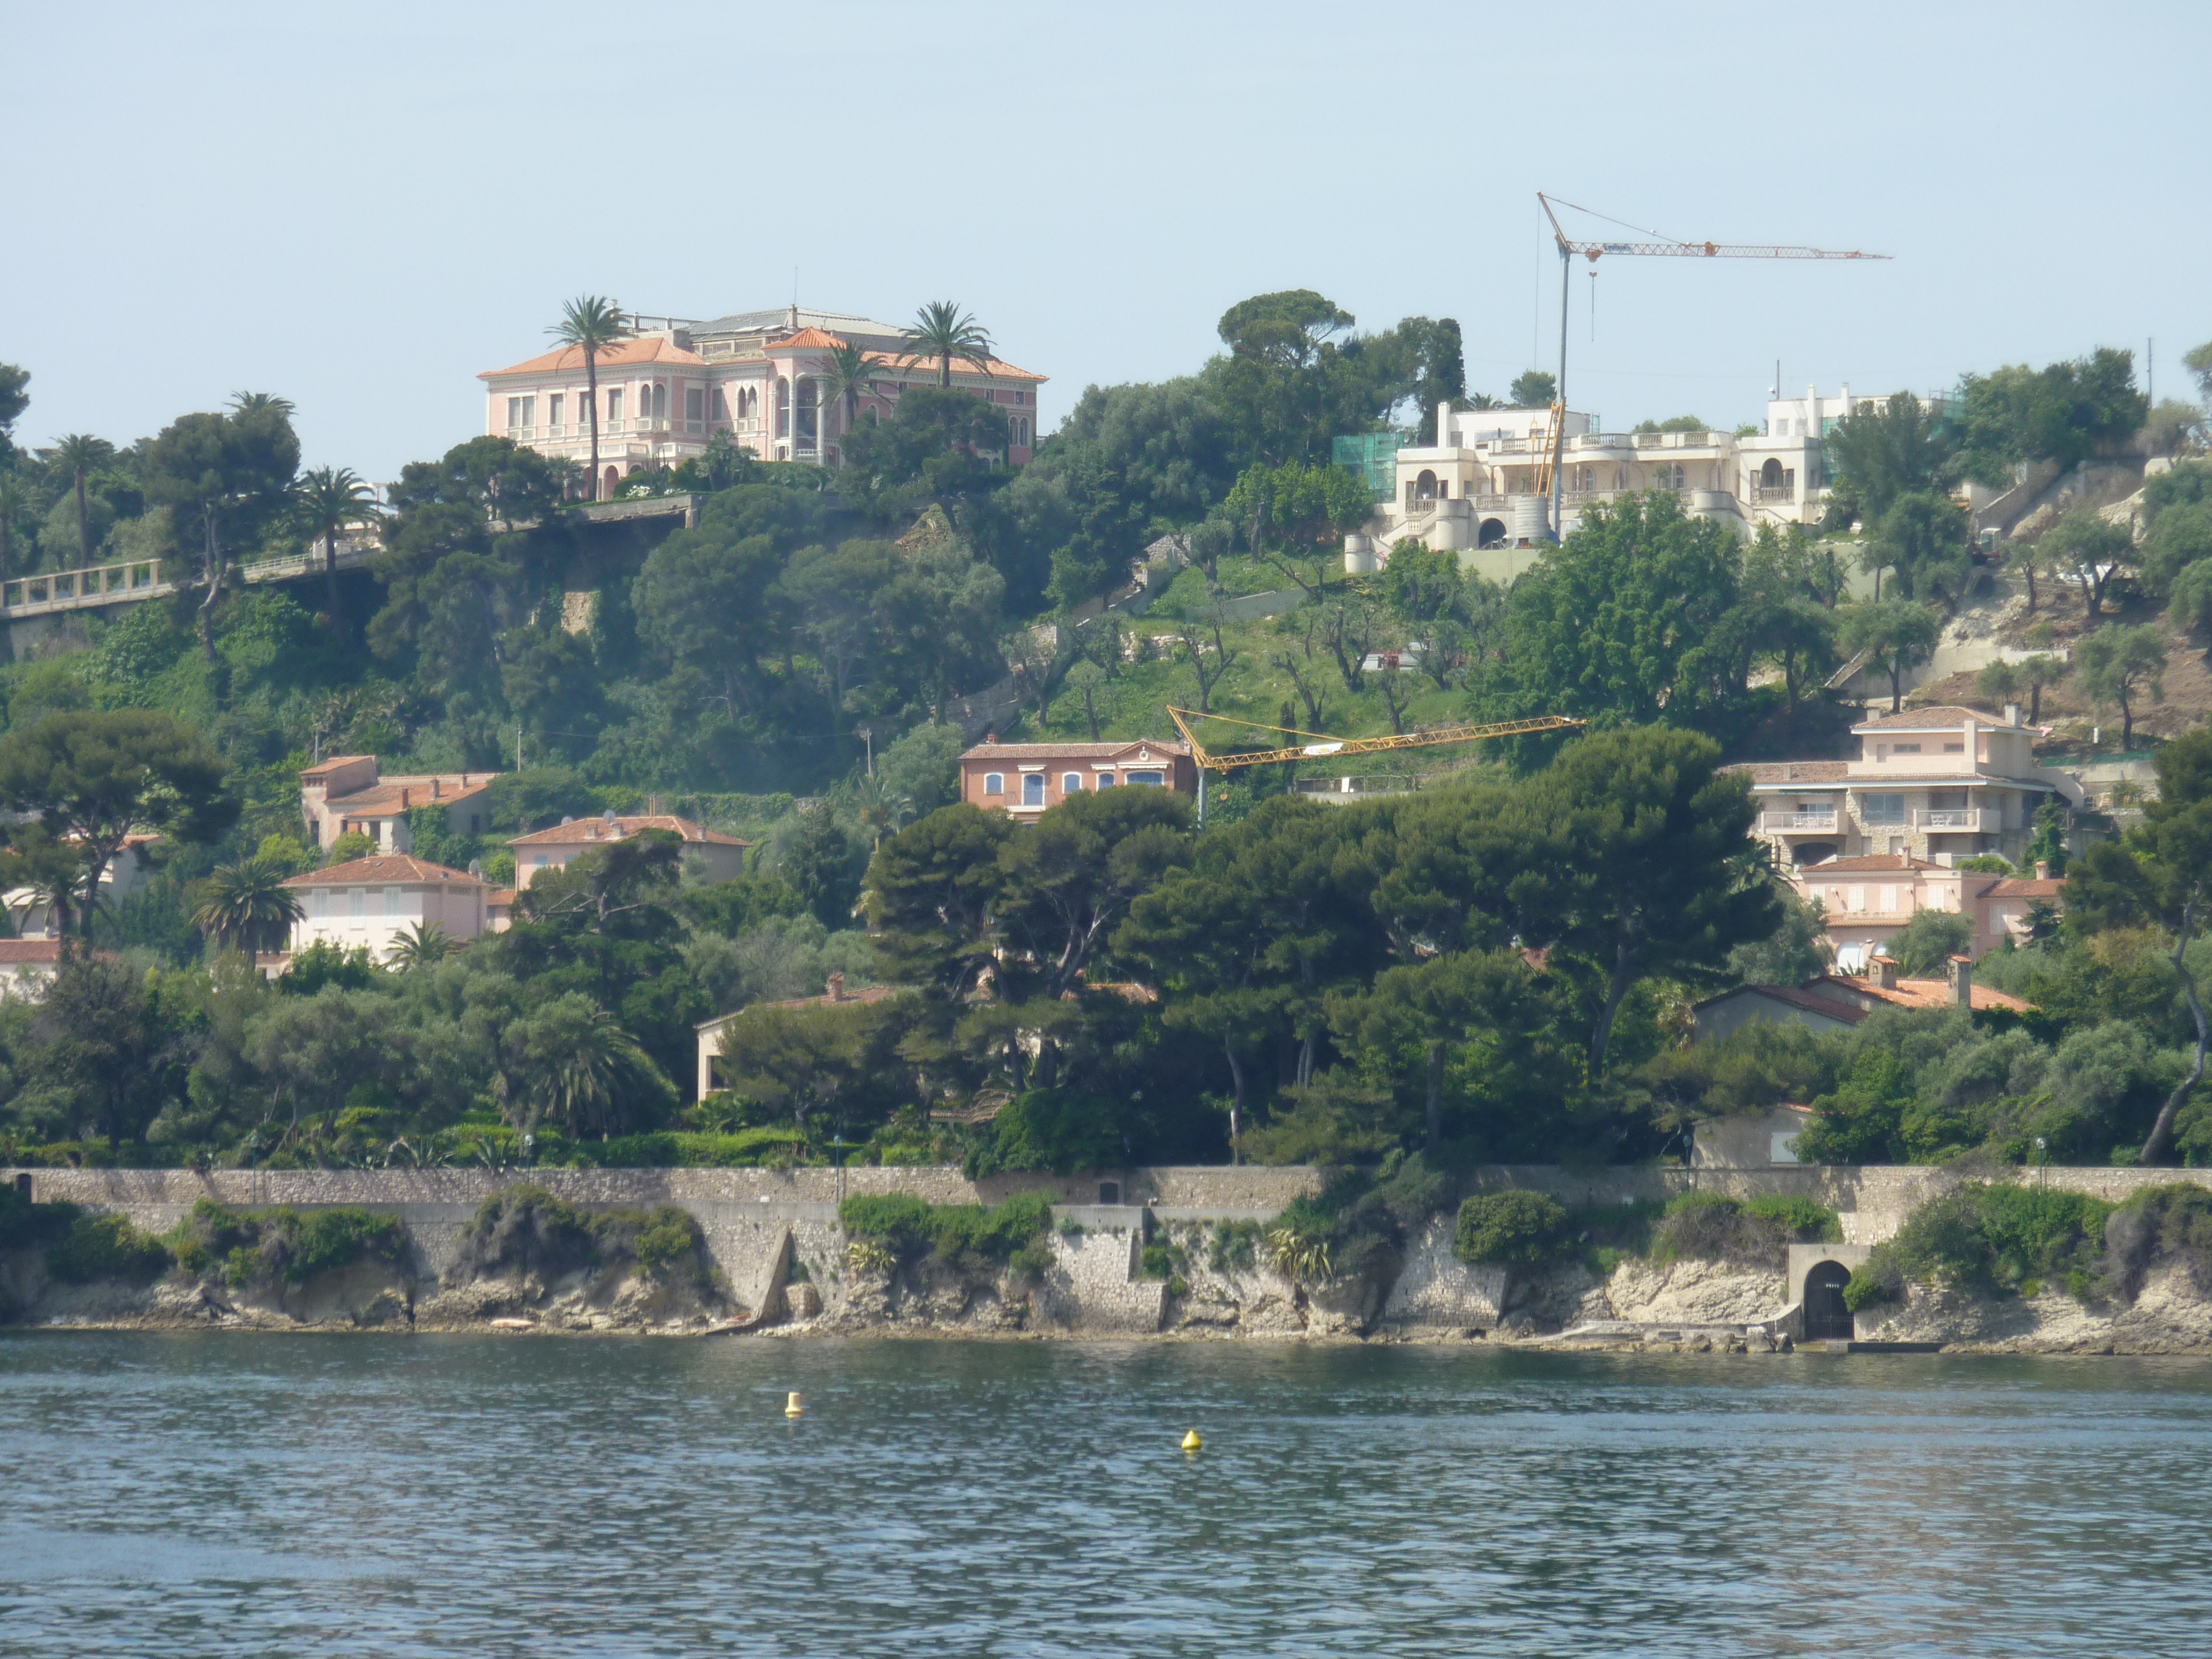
[4,1,2206,480]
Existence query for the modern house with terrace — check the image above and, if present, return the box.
[1348,384,1929,579]
[300,757,497,854]
[957,739,1198,815]
[480,304,1045,498]
[1733,705,2063,873]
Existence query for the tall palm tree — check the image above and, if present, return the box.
[229,391,297,419]
[904,301,993,389]
[548,296,632,501]
[292,466,378,627]
[0,467,25,583]
[819,340,884,462]
[389,920,458,971]
[192,857,306,956]
[49,434,114,569]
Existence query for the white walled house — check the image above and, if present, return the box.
[283,856,489,962]
[508,814,748,891]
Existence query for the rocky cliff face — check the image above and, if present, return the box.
[1857,1264,2212,1353]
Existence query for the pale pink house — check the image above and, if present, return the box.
[1798,853,2067,969]
[509,814,748,890]
[957,738,1197,816]
[283,855,490,962]
[300,757,497,854]
[479,305,1045,499]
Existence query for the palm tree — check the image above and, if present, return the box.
[0,467,25,583]
[49,434,114,569]
[230,391,297,418]
[292,466,378,626]
[548,296,632,501]
[904,301,993,389]
[192,857,306,956]
[389,920,458,971]
[526,997,660,1138]
[819,340,884,462]
[850,773,914,850]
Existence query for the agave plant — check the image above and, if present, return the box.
[847,1238,896,1276]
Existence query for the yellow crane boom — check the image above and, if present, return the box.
[1165,706,1586,774]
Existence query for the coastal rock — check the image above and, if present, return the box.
[1604,1260,1786,1326]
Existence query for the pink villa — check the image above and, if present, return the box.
[508,814,749,890]
[479,305,1045,499]
[300,757,497,854]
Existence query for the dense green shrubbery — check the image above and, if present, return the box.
[1845,1184,2113,1310]
[1453,1190,1571,1265]
[450,1184,711,1289]
[2100,1183,2212,1301]
[0,1184,78,1252]
[963,1090,1126,1179]
[1646,1191,1839,1272]
[47,1213,175,1283]
[837,1189,1055,1270]
[172,1201,406,1288]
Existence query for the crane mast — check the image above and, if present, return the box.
[1531,193,1889,541]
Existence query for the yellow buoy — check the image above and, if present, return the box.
[1181,1429,1202,1452]
[785,1391,805,1418]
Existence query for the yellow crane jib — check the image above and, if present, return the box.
[1165,708,1586,775]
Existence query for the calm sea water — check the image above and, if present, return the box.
[1,1334,2209,1658]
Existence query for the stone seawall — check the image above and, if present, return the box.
[13,1162,2212,1343]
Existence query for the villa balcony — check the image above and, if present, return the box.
[1752,485,1796,504]
[1761,809,1839,834]
[1914,808,1991,832]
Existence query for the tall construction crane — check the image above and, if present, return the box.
[1532,193,1889,540]
[1165,706,1586,822]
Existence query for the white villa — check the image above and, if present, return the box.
[480,305,1045,498]
[282,855,491,962]
[1349,385,1909,581]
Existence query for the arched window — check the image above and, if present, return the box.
[1022,774,1046,806]
[1061,773,1083,794]
[776,378,791,437]
[1415,469,1439,500]
[602,464,620,501]
[654,383,668,420]
[1760,457,1785,487]
[984,773,1004,795]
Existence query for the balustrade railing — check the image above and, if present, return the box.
[1761,810,1838,832]
[3,559,171,611]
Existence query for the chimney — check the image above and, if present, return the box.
[2034,860,2051,880]
[432,778,441,799]
[1872,953,1899,991]
[984,731,998,745]
[826,971,846,1002]
[401,787,411,809]
[1948,954,1972,1005]
[2004,703,2020,727]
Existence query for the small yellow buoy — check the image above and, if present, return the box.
[785,1391,805,1418]
[1181,1429,1202,1453]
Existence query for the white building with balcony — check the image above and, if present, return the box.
[479,305,1045,500]
[1348,384,1906,581]
[1731,704,2066,873]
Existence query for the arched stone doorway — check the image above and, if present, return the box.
[1803,1259,1854,1340]
[602,464,621,501]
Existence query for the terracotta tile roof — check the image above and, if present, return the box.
[863,349,1046,384]
[1731,760,1851,785]
[1981,877,2066,899]
[1809,972,2033,1015]
[508,815,747,848]
[0,939,61,965]
[328,779,494,818]
[1855,705,2018,731]
[486,888,518,907]
[768,326,848,350]
[1802,853,1951,873]
[480,336,708,380]
[286,856,484,888]
[301,754,375,778]
[962,740,1189,760]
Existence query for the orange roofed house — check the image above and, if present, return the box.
[300,757,497,855]
[509,814,749,890]
[959,738,1197,815]
[479,305,1046,499]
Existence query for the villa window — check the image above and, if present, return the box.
[1944,742,1964,753]
[654,383,668,420]
[1062,773,1083,794]
[1096,773,1117,787]
[776,378,791,437]
[686,387,704,424]
[984,773,1004,795]
[384,886,401,917]
[711,389,728,421]
[548,393,564,429]
[608,389,623,422]
[348,888,365,922]
[1023,774,1046,806]
[1125,771,1165,788]
[1861,793,1906,824]
[1893,743,1922,755]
